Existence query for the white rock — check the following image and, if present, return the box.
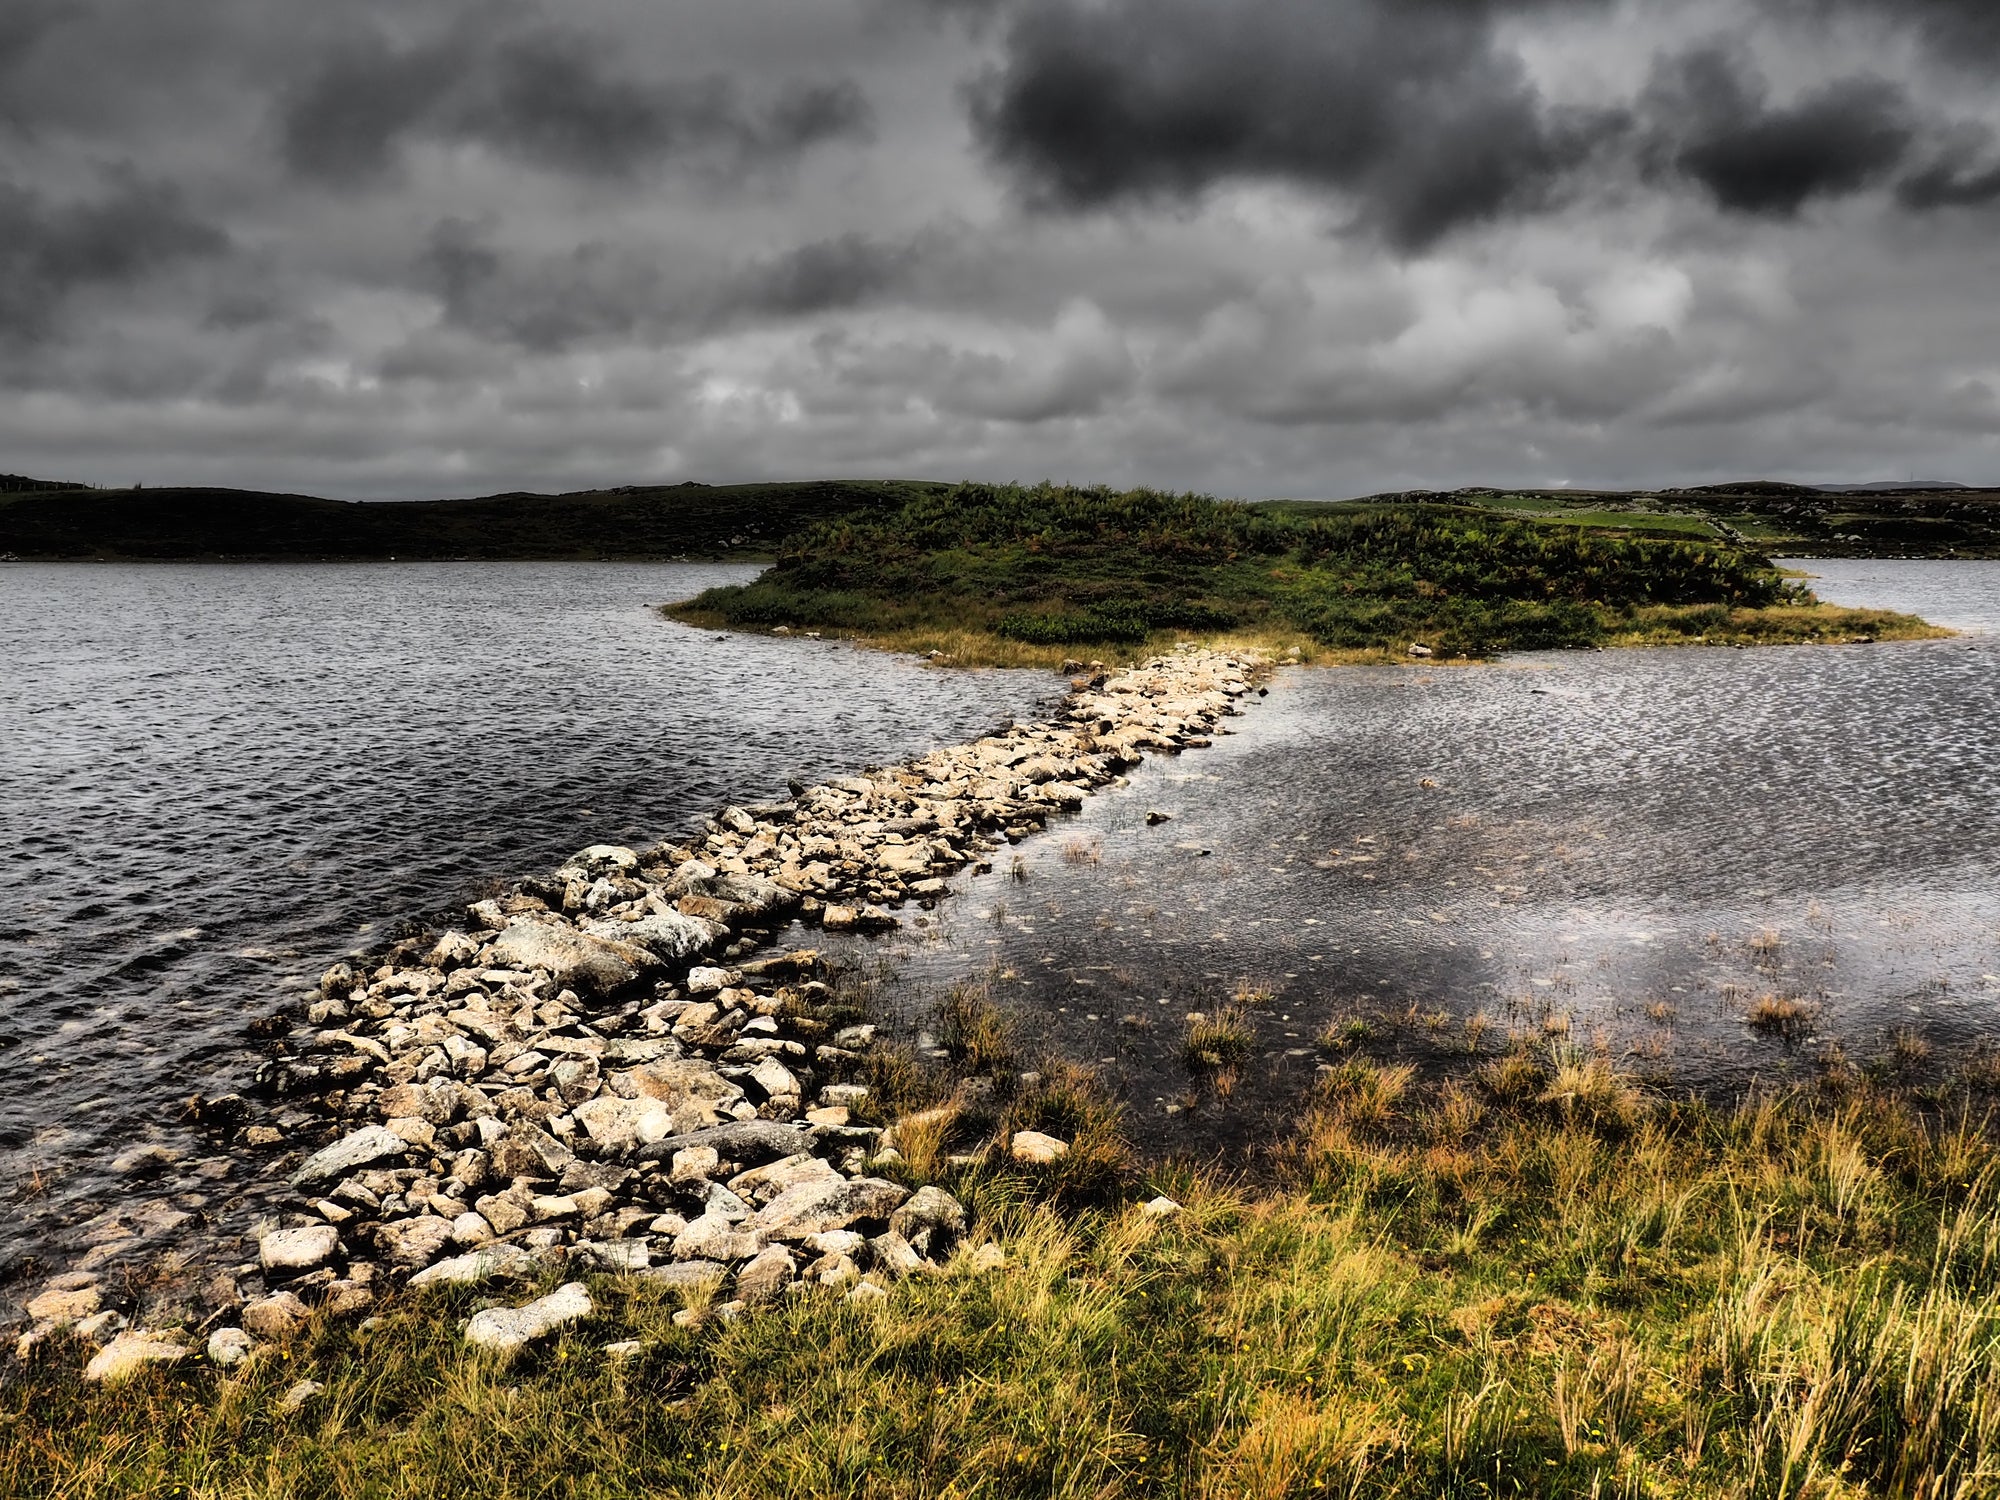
[726,1152,840,1206]
[84,1331,190,1383]
[1010,1131,1070,1164]
[259,1225,339,1274]
[750,1176,908,1240]
[26,1284,102,1325]
[289,1126,409,1189]
[207,1327,254,1369]
[407,1244,534,1289]
[685,965,730,993]
[747,1057,801,1102]
[464,1282,593,1357]
[673,1212,765,1263]
[279,1379,324,1412]
[668,1146,720,1189]
[570,1095,673,1153]
[486,920,654,998]
[1141,1196,1182,1218]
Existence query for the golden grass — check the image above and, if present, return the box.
[668,602,1946,673]
[18,1076,2000,1498]
[1604,602,1949,649]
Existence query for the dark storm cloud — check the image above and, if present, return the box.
[280,23,872,187]
[1805,0,2000,57]
[415,219,925,352]
[966,0,1620,249]
[1644,47,1916,216]
[0,171,229,342]
[278,33,464,185]
[1899,146,2000,209]
[735,233,921,316]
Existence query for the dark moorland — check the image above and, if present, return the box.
[4,474,1997,564]
[0,478,932,560]
[1370,480,2000,557]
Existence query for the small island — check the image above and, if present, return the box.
[668,481,1941,663]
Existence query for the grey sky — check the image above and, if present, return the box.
[3,0,1996,498]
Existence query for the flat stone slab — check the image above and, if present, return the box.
[289,1126,409,1189]
[465,1282,593,1356]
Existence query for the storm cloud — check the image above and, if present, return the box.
[1644,47,1915,215]
[0,171,228,343]
[280,23,872,185]
[0,0,1996,497]
[966,0,1620,249]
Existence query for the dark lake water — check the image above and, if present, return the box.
[0,562,1061,1279]
[803,560,2000,1155]
[4,557,1996,1283]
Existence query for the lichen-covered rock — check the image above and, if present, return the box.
[736,1244,797,1305]
[375,1215,454,1270]
[408,1244,534,1289]
[751,1176,908,1240]
[259,1225,339,1274]
[289,1125,409,1188]
[890,1185,967,1258]
[465,1282,593,1356]
[84,1332,190,1383]
[485,919,655,997]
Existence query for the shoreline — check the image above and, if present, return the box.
[12,646,1267,1371]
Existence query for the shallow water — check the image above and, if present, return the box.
[0,562,1060,1277]
[809,562,2000,1156]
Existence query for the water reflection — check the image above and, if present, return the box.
[806,563,2000,1157]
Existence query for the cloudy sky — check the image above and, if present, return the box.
[4,0,1998,499]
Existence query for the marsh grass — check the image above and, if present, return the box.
[17,1072,2000,1498]
[1059,835,1103,866]
[1182,1006,1255,1071]
[1744,993,1816,1039]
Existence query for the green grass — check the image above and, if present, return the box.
[666,482,1935,661]
[15,1063,2000,1498]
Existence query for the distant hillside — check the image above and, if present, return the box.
[0,480,940,560]
[1338,482,2000,558]
[0,473,86,494]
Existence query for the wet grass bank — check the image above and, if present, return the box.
[13,973,2000,1497]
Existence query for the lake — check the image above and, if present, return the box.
[3,557,1995,1277]
[793,559,2000,1154]
[0,562,1061,1279]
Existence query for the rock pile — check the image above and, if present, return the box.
[19,647,1261,1363]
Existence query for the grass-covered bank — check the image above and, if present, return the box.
[15,1053,2000,1497]
[667,483,1939,663]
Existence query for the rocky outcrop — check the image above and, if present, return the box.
[37,648,1258,1369]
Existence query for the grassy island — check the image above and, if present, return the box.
[667,483,1940,664]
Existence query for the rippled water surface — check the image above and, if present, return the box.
[807,563,2000,1155]
[0,562,1060,1274]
